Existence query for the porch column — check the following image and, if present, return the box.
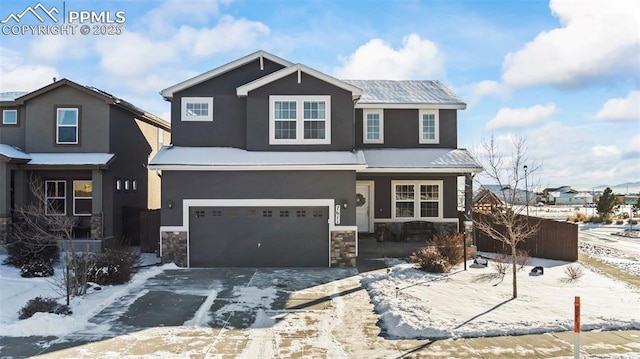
[91,169,104,239]
[0,163,10,244]
[464,173,475,247]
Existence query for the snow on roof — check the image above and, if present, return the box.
[149,146,367,168]
[26,153,115,166]
[343,80,465,106]
[0,92,27,101]
[0,144,30,160]
[362,148,483,172]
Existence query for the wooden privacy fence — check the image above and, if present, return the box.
[472,212,578,261]
[123,207,161,253]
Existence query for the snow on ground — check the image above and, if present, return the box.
[361,257,640,340]
[579,225,640,276]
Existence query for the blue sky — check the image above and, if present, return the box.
[1,0,638,189]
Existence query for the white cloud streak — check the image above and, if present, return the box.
[594,90,640,121]
[487,103,556,130]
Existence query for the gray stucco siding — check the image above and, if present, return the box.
[23,86,110,153]
[357,173,459,219]
[355,109,457,148]
[170,58,286,148]
[161,170,356,226]
[0,105,26,149]
[245,72,355,151]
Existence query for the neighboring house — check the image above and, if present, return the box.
[479,184,536,206]
[543,186,593,205]
[0,79,170,244]
[149,50,482,268]
[473,187,504,212]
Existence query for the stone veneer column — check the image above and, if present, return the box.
[161,231,188,267]
[91,213,103,239]
[330,230,357,267]
[0,215,10,244]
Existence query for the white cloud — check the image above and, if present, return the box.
[333,33,443,80]
[502,0,640,87]
[594,90,640,121]
[139,0,232,36]
[467,80,510,105]
[28,34,91,63]
[0,47,59,91]
[487,103,556,130]
[591,145,622,158]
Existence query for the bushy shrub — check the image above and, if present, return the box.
[493,253,509,277]
[409,247,450,273]
[516,249,530,271]
[19,296,71,320]
[86,248,141,285]
[431,232,464,266]
[564,263,584,282]
[605,218,613,224]
[615,219,624,225]
[5,239,59,277]
[592,216,604,224]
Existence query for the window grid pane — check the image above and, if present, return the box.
[186,103,209,117]
[303,120,326,139]
[366,113,380,140]
[275,101,297,119]
[303,101,325,119]
[3,110,17,124]
[420,202,439,217]
[274,120,297,139]
[395,185,414,201]
[422,113,435,140]
[45,181,66,215]
[395,202,414,218]
[420,185,439,200]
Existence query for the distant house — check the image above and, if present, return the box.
[479,184,535,206]
[543,186,593,205]
[473,187,504,212]
[0,79,170,244]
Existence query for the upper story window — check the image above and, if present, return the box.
[181,97,213,121]
[56,107,79,145]
[2,109,18,125]
[269,95,331,145]
[363,109,383,144]
[419,109,439,144]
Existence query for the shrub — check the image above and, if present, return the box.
[631,219,639,225]
[431,232,464,266]
[86,248,141,285]
[615,219,624,225]
[564,263,584,282]
[516,249,530,271]
[5,239,59,277]
[409,247,451,273]
[605,218,613,224]
[20,258,54,278]
[592,216,604,224]
[493,253,509,277]
[18,297,71,320]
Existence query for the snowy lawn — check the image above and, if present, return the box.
[361,256,640,339]
[0,253,167,337]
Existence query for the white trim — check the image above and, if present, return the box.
[356,180,375,233]
[391,180,443,220]
[56,107,79,144]
[149,164,367,171]
[2,109,17,125]
[419,109,439,144]
[269,95,331,145]
[161,50,293,99]
[363,109,384,144]
[181,97,213,122]
[356,103,466,110]
[359,167,483,174]
[237,63,363,100]
[45,180,66,216]
[160,198,357,268]
[72,180,92,217]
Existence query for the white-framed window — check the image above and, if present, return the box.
[73,180,92,216]
[2,109,17,125]
[419,109,439,144]
[56,107,79,144]
[363,109,383,144]
[269,95,331,145]
[392,180,442,219]
[181,97,213,121]
[45,180,66,216]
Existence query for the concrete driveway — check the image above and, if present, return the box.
[1,261,638,358]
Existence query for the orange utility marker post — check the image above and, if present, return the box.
[574,296,580,359]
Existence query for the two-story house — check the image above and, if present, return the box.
[149,50,482,268]
[0,79,170,244]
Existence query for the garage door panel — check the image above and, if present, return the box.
[189,206,328,267]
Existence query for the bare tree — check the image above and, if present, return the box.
[474,135,540,298]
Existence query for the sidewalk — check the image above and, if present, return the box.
[27,261,640,359]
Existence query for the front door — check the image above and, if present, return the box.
[356,183,371,232]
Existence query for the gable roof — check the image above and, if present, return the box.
[343,80,466,109]
[0,144,30,163]
[237,63,363,100]
[14,79,169,131]
[161,50,293,100]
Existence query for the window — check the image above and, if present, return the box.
[116,179,122,191]
[269,95,331,144]
[73,180,92,216]
[419,110,439,144]
[2,109,17,125]
[45,180,66,215]
[363,110,383,143]
[56,108,79,144]
[158,128,164,147]
[392,181,442,219]
[181,97,213,121]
